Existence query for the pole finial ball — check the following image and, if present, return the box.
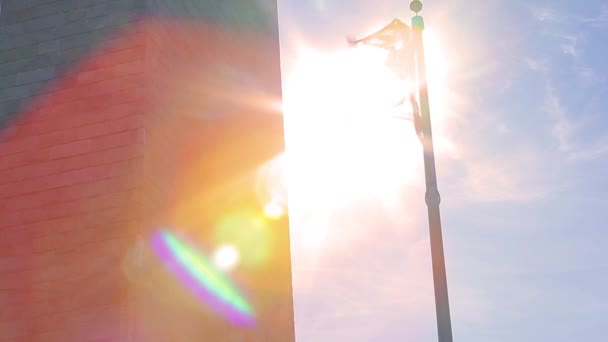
[410,0,423,14]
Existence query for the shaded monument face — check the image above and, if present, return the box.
[127,11,295,341]
[0,1,293,341]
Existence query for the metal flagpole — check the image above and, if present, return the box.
[347,1,454,339]
[410,1,453,341]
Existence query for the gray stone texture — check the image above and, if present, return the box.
[146,0,279,35]
[0,0,145,126]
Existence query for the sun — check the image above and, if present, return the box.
[254,25,454,253]
[281,29,451,203]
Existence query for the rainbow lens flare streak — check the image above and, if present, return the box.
[151,229,255,326]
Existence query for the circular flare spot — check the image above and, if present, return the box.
[213,245,240,271]
[214,211,274,268]
[264,201,285,219]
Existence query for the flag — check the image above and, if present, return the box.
[348,19,412,50]
[349,19,421,143]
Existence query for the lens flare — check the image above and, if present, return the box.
[213,244,240,271]
[151,229,255,326]
[264,200,285,219]
[214,211,275,268]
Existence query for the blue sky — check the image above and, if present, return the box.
[277,1,608,341]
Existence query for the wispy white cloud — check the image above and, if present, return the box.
[553,33,584,58]
[543,82,574,153]
[531,6,557,22]
[567,136,608,161]
[523,51,604,161]
[541,81,608,161]
[581,5,608,28]
[524,57,549,74]
[560,43,579,57]
[574,66,606,86]
[533,3,608,29]
[529,4,586,59]
[521,24,608,163]
[576,66,598,82]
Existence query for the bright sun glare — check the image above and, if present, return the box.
[255,26,454,252]
[281,28,449,204]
